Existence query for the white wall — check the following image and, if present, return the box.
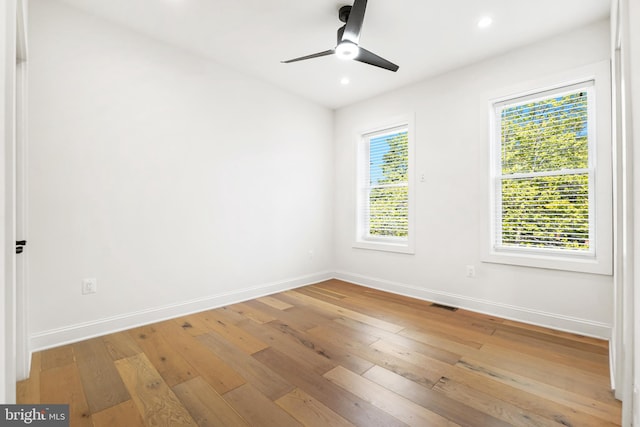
[334,20,614,338]
[27,0,333,349]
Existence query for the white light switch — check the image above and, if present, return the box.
[82,278,97,294]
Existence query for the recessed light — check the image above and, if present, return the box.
[477,16,493,29]
[340,77,350,85]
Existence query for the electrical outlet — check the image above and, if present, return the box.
[465,265,476,278]
[82,278,97,295]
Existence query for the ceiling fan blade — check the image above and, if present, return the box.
[281,49,335,64]
[342,0,367,44]
[355,46,399,72]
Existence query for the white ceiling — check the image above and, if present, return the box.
[57,0,611,109]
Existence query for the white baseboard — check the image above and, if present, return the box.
[334,271,612,340]
[29,271,333,352]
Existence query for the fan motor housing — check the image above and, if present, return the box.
[338,5,352,23]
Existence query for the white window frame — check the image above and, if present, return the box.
[354,116,415,254]
[482,61,612,275]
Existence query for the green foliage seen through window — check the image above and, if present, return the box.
[499,91,590,250]
[368,131,409,238]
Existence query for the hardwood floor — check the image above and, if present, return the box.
[17,280,621,426]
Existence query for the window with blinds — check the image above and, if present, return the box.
[493,81,594,254]
[356,124,412,251]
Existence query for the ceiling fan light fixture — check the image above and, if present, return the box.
[335,41,359,60]
[281,0,398,72]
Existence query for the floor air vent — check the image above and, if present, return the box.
[431,303,458,312]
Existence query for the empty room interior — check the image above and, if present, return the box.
[2,0,640,426]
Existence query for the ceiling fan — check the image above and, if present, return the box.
[282,0,399,72]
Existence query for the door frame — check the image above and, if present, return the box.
[14,0,28,382]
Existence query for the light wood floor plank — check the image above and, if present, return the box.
[241,319,336,376]
[487,329,610,376]
[40,344,74,371]
[242,300,323,331]
[362,365,511,427]
[267,319,373,375]
[194,309,270,354]
[456,358,620,424]
[308,318,381,347]
[222,383,303,427]
[324,365,457,427]
[226,301,278,324]
[301,285,348,300]
[91,399,146,427]
[281,321,375,375]
[73,337,130,414]
[173,376,250,427]
[446,364,621,427]
[498,319,610,351]
[286,290,404,333]
[253,347,407,427]
[370,338,455,380]
[115,353,197,426]
[129,324,198,387]
[311,281,498,335]
[470,344,617,404]
[433,376,556,427]
[399,327,485,355]
[198,331,294,400]
[276,388,356,427]
[102,331,142,361]
[351,338,445,388]
[40,362,92,427]
[376,330,462,365]
[171,314,212,337]
[257,295,295,310]
[154,320,246,394]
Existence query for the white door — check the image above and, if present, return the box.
[1,0,27,403]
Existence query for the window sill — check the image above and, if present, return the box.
[482,248,612,275]
[353,239,415,255]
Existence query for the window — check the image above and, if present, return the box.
[485,64,612,274]
[355,121,414,253]
[495,83,593,253]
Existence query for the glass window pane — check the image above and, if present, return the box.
[368,185,409,238]
[500,174,589,250]
[370,131,408,185]
[501,91,589,175]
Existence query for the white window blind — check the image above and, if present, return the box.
[493,81,594,254]
[358,125,409,243]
